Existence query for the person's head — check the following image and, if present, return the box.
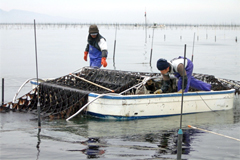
[89,25,99,38]
[156,58,170,74]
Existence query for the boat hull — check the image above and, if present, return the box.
[87,89,235,120]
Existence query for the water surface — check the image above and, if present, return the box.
[0,24,240,159]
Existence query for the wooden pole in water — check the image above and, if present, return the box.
[191,32,195,62]
[1,78,4,106]
[177,44,187,160]
[145,9,147,43]
[113,23,117,64]
[149,27,155,66]
[34,19,41,128]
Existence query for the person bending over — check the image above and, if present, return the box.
[155,56,211,93]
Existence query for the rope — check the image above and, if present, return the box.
[196,92,220,116]
[188,125,240,142]
[217,78,240,88]
[66,94,106,121]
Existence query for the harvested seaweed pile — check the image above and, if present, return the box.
[191,73,240,94]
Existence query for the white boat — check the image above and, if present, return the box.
[86,89,235,120]
[3,67,238,120]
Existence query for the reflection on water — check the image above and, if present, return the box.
[68,109,235,138]
[36,128,41,160]
[67,138,105,158]
[234,97,240,123]
[0,101,239,159]
[35,107,238,159]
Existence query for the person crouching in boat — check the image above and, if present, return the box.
[155,56,211,93]
[84,25,108,68]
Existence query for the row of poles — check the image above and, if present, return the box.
[168,34,237,42]
[0,19,190,159]
[112,23,238,69]
[1,18,238,160]
[1,22,239,30]
[148,30,196,67]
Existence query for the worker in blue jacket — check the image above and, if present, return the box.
[84,25,108,68]
[155,56,211,93]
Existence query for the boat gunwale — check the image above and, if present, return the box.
[88,89,235,100]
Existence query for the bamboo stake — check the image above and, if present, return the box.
[188,125,240,142]
[69,73,114,92]
[191,32,195,62]
[149,27,155,67]
[177,44,187,160]
[113,23,117,64]
[145,9,147,43]
[2,78,4,106]
[34,19,41,128]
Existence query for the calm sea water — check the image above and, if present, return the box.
[0,24,240,160]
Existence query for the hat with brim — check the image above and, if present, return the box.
[89,25,99,34]
[156,58,169,70]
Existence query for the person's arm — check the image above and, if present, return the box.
[98,38,108,58]
[85,44,89,52]
[161,74,171,93]
[99,38,108,67]
[154,74,170,94]
[177,63,188,89]
[177,63,186,77]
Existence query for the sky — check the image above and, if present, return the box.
[1,0,240,24]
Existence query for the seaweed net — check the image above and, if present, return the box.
[0,68,145,118]
[0,67,239,119]
[191,73,240,94]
